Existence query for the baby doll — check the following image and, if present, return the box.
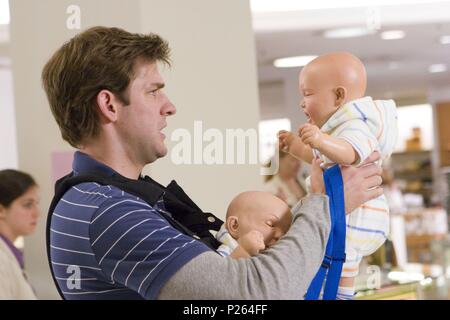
[279,52,398,299]
[215,191,291,259]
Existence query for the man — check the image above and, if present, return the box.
[42,26,384,300]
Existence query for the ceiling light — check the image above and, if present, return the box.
[323,27,375,39]
[440,35,450,44]
[429,64,447,73]
[0,0,10,25]
[250,0,450,12]
[381,30,405,40]
[274,55,318,68]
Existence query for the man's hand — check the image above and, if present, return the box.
[341,151,384,214]
[238,230,266,256]
[299,123,323,149]
[310,152,383,215]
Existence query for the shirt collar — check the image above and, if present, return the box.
[320,96,374,133]
[72,151,117,176]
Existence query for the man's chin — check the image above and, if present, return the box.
[143,147,168,165]
[155,146,168,160]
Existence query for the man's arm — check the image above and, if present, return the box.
[157,194,330,299]
[158,152,383,300]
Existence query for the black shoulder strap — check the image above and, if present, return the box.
[46,171,224,299]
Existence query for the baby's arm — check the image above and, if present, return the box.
[300,124,358,165]
[230,230,265,259]
[278,130,314,164]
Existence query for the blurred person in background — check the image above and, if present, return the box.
[264,150,307,208]
[382,167,406,215]
[0,169,40,300]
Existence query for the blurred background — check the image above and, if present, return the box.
[253,0,450,300]
[1,0,450,299]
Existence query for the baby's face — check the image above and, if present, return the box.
[299,66,339,128]
[237,197,291,247]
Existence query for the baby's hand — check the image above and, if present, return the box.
[278,130,303,155]
[278,130,295,152]
[299,124,323,149]
[238,230,266,256]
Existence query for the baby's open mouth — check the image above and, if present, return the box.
[303,110,313,124]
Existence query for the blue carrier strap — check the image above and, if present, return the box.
[305,164,347,300]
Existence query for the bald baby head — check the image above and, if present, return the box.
[226,191,292,247]
[299,52,367,127]
[301,52,367,101]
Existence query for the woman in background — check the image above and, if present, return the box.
[264,150,307,208]
[0,169,40,300]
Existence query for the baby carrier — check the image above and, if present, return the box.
[305,165,347,300]
[46,170,224,299]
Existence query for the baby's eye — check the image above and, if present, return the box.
[266,221,273,227]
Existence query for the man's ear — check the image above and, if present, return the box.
[226,216,239,239]
[334,86,347,108]
[96,90,121,123]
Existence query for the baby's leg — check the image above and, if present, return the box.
[337,276,356,300]
[337,250,361,300]
[338,196,390,300]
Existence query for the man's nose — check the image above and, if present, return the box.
[162,100,177,116]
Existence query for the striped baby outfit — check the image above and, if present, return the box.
[316,96,398,277]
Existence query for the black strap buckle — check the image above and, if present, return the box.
[321,255,333,269]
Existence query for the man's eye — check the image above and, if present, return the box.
[149,89,160,96]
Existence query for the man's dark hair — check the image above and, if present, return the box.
[42,26,171,148]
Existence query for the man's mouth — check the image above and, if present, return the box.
[160,125,167,139]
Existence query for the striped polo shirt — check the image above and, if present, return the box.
[49,152,211,300]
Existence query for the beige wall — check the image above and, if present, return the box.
[10,0,261,299]
[0,66,18,169]
[139,0,263,216]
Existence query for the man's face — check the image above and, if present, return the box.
[117,61,176,165]
[298,66,337,128]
